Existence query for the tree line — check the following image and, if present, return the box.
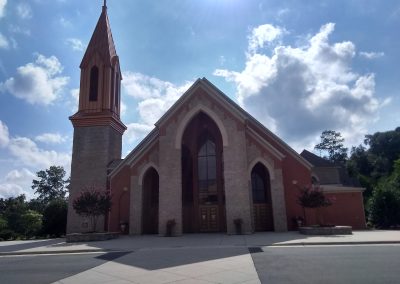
[0,166,69,241]
[315,127,400,228]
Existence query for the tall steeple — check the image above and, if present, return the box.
[67,3,126,234]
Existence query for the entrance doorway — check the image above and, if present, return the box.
[142,167,159,234]
[251,163,274,231]
[182,112,226,233]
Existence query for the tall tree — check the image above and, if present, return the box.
[31,166,69,205]
[315,130,348,163]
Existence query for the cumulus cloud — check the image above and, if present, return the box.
[0,120,9,147]
[8,137,71,170]
[359,51,385,59]
[0,122,70,199]
[66,38,85,51]
[0,168,35,199]
[0,0,6,18]
[122,72,193,144]
[214,23,387,149]
[248,24,286,54]
[1,54,69,105]
[35,133,67,144]
[16,3,32,19]
[0,183,29,199]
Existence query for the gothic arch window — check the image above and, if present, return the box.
[89,66,99,101]
[197,135,217,204]
[251,163,269,204]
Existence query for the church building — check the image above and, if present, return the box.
[67,3,366,235]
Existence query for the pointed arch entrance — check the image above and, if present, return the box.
[181,112,226,233]
[142,167,159,234]
[251,163,274,231]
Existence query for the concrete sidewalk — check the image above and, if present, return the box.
[1,230,399,255]
[1,230,399,284]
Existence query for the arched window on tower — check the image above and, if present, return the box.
[115,72,120,109]
[89,66,99,101]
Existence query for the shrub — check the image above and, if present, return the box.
[20,210,42,237]
[73,186,112,232]
[0,229,17,241]
[0,217,7,231]
[369,186,400,228]
[297,185,333,225]
[42,199,68,237]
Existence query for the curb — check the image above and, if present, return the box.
[0,249,114,256]
[268,241,400,247]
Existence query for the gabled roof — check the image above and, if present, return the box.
[80,5,117,68]
[300,150,336,167]
[110,78,312,177]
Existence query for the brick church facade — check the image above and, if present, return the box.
[67,3,366,235]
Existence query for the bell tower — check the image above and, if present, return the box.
[67,1,126,233]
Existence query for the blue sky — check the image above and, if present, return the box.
[0,0,399,199]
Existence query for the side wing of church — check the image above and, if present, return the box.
[67,4,366,235]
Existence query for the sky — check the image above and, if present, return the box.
[0,0,399,199]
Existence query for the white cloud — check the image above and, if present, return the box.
[125,123,154,144]
[8,137,71,170]
[122,72,193,144]
[248,24,286,54]
[35,133,67,144]
[0,183,29,199]
[0,0,6,18]
[1,168,35,198]
[120,101,127,116]
[66,38,85,51]
[1,54,69,105]
[70,88,79,111]
[16,3,32,19]
[359,51,385,59]
[0,120,9,147]
[5,168,35,183]
[0,32,9,49]
[215,23,387,150]
[59,17,71,27]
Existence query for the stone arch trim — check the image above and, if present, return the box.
[174,104,229,149]
[248,157,275,180]
[138,162,159,186]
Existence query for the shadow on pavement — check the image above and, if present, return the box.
[0,238,64,253]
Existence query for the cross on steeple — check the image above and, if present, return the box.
[104,0,107,7]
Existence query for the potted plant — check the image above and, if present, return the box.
[119,221,128,234]
[233,218,243,235]
[166,219,176,237]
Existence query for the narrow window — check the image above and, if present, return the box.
[110,68,115,110]
[198,135,217,205]
[115,73,120,108]
[89,66,99,101]
[251,163,268,203]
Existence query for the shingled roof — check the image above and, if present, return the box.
[80,5,117,68]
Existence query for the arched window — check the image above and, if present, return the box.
[89,66,99,101]
[115,73,120,108]
[251,163,268,203]
[198,135,217,204]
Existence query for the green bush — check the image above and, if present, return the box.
[369,186,400,228]
[0,217,7,231]
[20,210,43,237]
[0,229,18,241]
[42,199,67,237]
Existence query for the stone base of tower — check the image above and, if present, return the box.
[67,125,123,234]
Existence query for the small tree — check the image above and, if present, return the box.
[297,185,333,225]
[73,186,112,232]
